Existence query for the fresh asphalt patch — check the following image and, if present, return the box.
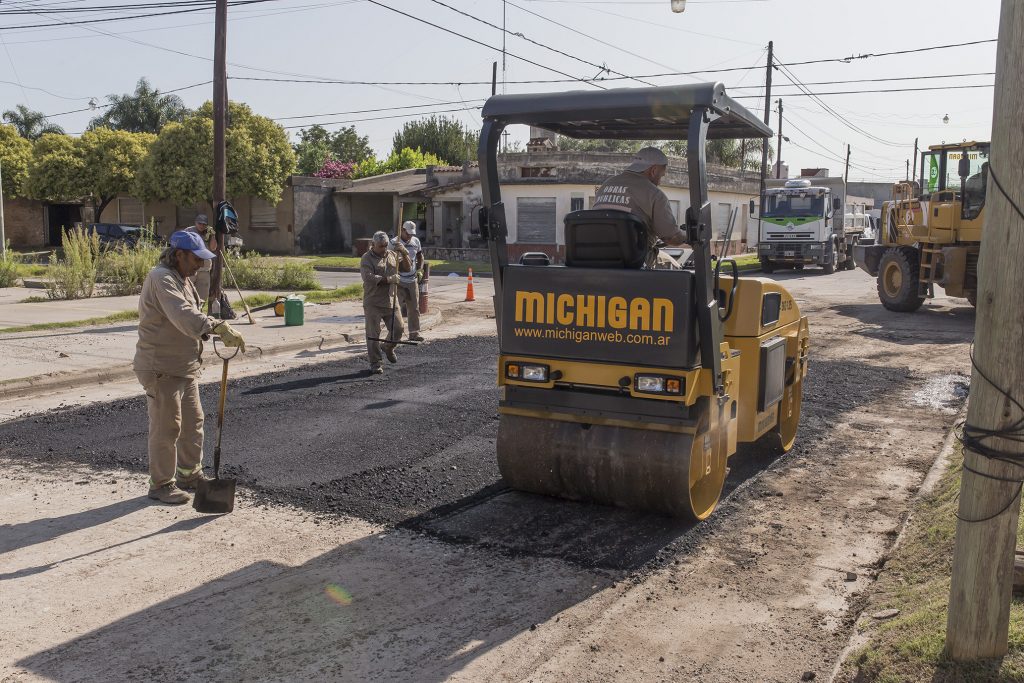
[0,335,930,572]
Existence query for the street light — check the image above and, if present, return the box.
[671,0,686,12]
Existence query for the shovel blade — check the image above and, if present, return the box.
[193,478,236,514]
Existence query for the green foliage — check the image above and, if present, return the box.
[136,101,296,206]
[545,138,767,171]
[0,124,32,199]
[80,128,156,217]
[391,115,478,166]
[0,241,23,287]
[556,138,647,154]
[24,134,87,202]
[352,147,445,179]
[47,227,101,300]
[2,104,64,140]
[97,222,162,296]
[88,77,190,134]
[294,124,373,174]
[228,252,320,290]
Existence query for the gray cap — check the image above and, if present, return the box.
[195,214,209,225]
[626,146,669,173]
[371,230,389,245]
[401,220,417,235]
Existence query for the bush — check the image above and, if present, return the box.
[0,242,22,288]
[97,222,162,296]
[47,227,101,300]
[228,252,320,291]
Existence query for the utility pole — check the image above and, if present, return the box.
[946,0,1024,660]
[502,0,507,94]
[844,144,851,184]
[905,159,910,181]
[758,41,774,203]
[0,160,5,256]
[775,98,783,179]
[209,0,227,313]
[491,61,498,96]
[912,137,919,184]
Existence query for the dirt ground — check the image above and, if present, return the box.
[0,270,976,682]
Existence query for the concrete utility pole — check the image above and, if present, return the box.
[844,144,851,184]
[946,0,1024,660]
[209,0,228,312]
[775,98,783,179]
[758,41,774,204]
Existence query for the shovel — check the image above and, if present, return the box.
[193,341,239,514]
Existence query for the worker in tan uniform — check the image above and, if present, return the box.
[134,230,246,504]
[360,230,411,374]
[593,146,687,268]
[185,214,215,310]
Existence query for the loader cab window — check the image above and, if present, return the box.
[920,145,990,219]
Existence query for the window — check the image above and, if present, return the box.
[521,167,556,178]
[516,197,556,243]
[570,194,585,212]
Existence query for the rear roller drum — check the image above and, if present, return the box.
[496,399,727,520]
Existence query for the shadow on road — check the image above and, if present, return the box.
[0,496,150,555]
[831,303,975,346]
[15,528,606,682]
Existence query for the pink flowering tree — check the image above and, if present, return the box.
[314,158,355,179]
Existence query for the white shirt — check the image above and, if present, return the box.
[390,235,422,284]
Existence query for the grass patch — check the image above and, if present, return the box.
[728,252,760,269]
[228,252,321,290]
[0,309,139,335]
[303,254,491,274]
[235,284,362,309]
[20,295,48,303]
[839,444,1024,682]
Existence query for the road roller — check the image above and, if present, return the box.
[476,83,810,520]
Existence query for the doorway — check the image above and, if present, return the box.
[45,204,83,246]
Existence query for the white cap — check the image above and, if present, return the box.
[401,220,417,235]
[626,146,669,173]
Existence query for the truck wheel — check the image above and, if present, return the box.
[967,290,977,307]
[760,258,774,274]
[877,248,925,312]
[844,239,858,270]
[823,254,836,275]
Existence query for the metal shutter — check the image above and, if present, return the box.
[118,198,144,225]
[516,197,556,243]
[250,198,277,230]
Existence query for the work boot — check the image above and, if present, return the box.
[408,332,424,342]
[384,345,398,364]
[148,483,191,505]
[176,468,212,490]
[370,364,384,375]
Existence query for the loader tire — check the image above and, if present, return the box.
[760,258,774,274]
[844,238,857,271]
[877,248,925,312]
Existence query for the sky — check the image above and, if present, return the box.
[0,0,1002,183]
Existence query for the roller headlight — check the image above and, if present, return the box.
[634,374,684,395]
[506,362,549,382]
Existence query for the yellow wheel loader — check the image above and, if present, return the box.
[477,84,810,520]
[855,141,990,311]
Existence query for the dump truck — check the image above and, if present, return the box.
[855,141,990,311]
[754,174,864,274]
[477,83,810,520]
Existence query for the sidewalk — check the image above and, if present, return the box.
[0,277,490,399]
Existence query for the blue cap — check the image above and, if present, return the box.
[170,230,216,259]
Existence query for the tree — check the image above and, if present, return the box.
[351,147,444,179]
[80,128,156,218]
[293,124,372,174]
[392,116,478,166]
[556,138,646,154]
[135,100,296,207]
[0,124,32,199]
[88,77,189,134]
[24,134,87,202]
[2,105,64,141]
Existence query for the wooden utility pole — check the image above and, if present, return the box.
[0,161,6,256]
[946,0,1024,660]
[758,41,774,202]
[209,0,228,313]
[844,144,851,184]
[775,98,783,179]
[911,137,919,183]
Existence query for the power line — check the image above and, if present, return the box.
[275,99,488,121]
[428,0,652,86]
[732,71,996,89]
[362,0,605,89]
[0,0,283,29]
[43,80,213,117]
[732,83,995,99]
[278,105,481,129]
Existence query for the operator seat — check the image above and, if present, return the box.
[564,209,649,269]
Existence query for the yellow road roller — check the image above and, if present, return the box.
[477,83,810,520]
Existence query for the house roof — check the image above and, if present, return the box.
[334,169,432,196]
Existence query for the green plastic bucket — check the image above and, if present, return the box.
[284,297,304,326]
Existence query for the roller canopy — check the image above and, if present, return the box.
[480,82,772,141]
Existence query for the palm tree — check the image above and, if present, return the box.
[2,105,64,140]
[87,77,189,134]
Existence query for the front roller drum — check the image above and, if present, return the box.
[496,399,727,520]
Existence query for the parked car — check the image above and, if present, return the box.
[86,223,145,247]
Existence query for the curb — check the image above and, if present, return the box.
[0,309,444,401]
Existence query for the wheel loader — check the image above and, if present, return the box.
[854,141,990,311]
[477,83,810,520]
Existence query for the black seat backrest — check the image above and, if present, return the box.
[564,209,649,269]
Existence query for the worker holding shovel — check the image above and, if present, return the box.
[134,230,246,505]
[360,230,411,374]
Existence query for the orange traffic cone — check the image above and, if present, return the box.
[464,267,476,302]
